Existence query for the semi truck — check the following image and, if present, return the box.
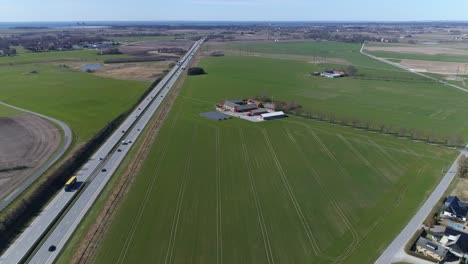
[64,176,77,192]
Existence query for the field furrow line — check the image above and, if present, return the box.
[165,126,197,264]
[366,139,406,173]
[284,128,359,262]
[239,128,275,264]
[337,134,393,183]
[215,127,223,264]
[261,129,323,258]
[116,130,173,264]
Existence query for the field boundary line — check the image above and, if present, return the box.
[337,134,393,183]
[239,128,275,264]
[115,113,182,264]
[262,128,325,258]
[164,126,198,264]
[366,138,406,173]
[284,128,359,263]
[215,128,223,264]
[361,42,468,93]
[294,121,355,184]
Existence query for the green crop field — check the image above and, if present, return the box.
[184,53,468,139]
[0,62,148,143]
[207,42,468,139]
[222,41,398,70]
[94,53,457,263]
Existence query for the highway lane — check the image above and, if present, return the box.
[0,38,204,264]
[27,38,204,264]
[0,102,72,212]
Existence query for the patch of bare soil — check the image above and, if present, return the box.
[94,61,174,81]
[119,40,194,56]
[399,59,468,75]
[451,178,468,201]
[366,45,468,56]
[0,114,61,200]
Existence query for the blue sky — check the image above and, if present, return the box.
[1,0,468,22]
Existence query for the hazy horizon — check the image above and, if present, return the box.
[1,0,468,22]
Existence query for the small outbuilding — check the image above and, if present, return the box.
[249,109,268,116]
[261,111,286,120]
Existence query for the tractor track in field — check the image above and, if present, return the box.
[164,126,197,264]
[115,118,178,264]
[262,128,328,259]
[284,128,359,263]
[215,128,223,264]
[239,128,275,264]
[337,134,393,183]
[366,138,406,174]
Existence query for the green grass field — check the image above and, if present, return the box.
[112,34,204,43]
[0,49,131,66]
[0,63,148,143]
[0,104,22,117]
[94,54,457,263]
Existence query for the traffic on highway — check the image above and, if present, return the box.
[0,37,205,264]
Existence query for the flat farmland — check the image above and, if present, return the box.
[182,53,468,139]
[0,63,148,143]
[94,56,457,263]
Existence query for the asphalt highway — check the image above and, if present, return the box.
[0,38,204,264]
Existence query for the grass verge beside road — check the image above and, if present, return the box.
[0,64,148,143]
[0,104,22,117]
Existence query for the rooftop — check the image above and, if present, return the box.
[416,237,448,258]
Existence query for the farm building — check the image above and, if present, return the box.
[261,111,286,120]
[248,109,268,116]
[320,70,346,78]
[220,99,258,112]
[235,104,258,112]
[264,103,276,111]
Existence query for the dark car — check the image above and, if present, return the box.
[117,149,122,152]
[101,168,107,172]
[48,245,56,252]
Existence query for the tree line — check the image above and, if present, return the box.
[255,93,466,148]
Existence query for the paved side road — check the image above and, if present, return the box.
[360,42,468,93]
[375,148,468,264]
[0,102,72,212]
[360,42,468,264]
